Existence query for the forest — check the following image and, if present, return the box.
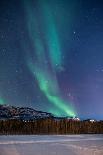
[0,118,103,135]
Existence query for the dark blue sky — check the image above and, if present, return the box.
[0,0,103,119]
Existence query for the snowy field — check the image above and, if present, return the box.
[0,135,103,155]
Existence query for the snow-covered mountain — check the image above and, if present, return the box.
[0,105,81,121]
[0,105,54,120]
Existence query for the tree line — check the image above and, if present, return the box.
[0,118,103,135]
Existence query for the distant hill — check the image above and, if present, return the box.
[0,104,80,121]
[0,104,54,121]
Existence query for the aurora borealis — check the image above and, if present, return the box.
[23,0,76,117]
[0,0,103,119]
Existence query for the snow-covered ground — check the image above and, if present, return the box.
[0,135,103,155]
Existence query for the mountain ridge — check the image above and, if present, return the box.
[0,104,54,120]
[0,104,83,121]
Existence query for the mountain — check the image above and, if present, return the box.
[0,105,80,121]
[0,105,54,121]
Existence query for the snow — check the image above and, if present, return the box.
[0,135,103,155]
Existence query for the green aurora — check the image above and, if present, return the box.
[0,98,5,105]
[23,0,76,117]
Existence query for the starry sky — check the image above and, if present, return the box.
[0,0,103,119]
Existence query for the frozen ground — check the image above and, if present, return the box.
[0,135,103,155]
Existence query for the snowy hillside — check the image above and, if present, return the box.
[0,105,53,120]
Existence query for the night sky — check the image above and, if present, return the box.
[0,0,103,119]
